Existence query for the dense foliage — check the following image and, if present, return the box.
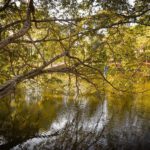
[0,0,150,97]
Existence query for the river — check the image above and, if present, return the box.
[0,78,150,150]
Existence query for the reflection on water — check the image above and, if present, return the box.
[0,81,150,150]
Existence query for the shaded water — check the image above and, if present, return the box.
[0,80,150,150]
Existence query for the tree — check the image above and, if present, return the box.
[0,0,149,98]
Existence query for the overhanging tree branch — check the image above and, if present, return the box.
[0,0,33,49]
[0,51,68,98]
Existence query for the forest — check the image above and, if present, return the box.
[0,0,150,150]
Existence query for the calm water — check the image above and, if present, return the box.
[0,80,150,150]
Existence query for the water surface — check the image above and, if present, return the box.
[0,80,150,150]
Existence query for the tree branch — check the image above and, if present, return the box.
[0,0,33,49]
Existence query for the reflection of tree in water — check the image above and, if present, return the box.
[0,87,150,150]
[106,92,150,150]
[12,97,150,150]
[0,97,40,150]
[0,90,64,150]
[13,100,108,150]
